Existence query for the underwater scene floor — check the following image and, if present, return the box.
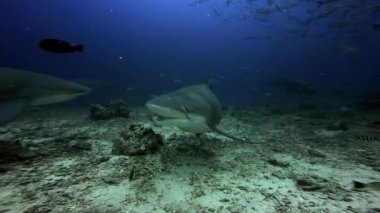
[0,106,379,213]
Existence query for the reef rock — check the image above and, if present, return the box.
[112,124,163,156]
[89,99,130,120]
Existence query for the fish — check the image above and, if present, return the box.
[189,0,208,6]
[314,0,339,7]
[373,22,380,30]
[353,181,380,191]
[356,136,379,142]
[0,67,91,125]
[39,38,83,53]
[275,4,289,13]
[225,0,232,6]
[242,36,258,41]
[145,83,250,143]
[267,0,275,6]
[313,7,338,20]
[269,77,317,95]
[213,7,222,17]
[339,45,358,55]
[172,79,183,85]
[129,165,135,181]
[0,165,11,174]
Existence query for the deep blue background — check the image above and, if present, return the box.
[0,0,379,106]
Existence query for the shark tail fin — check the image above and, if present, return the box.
[211,127,253,144]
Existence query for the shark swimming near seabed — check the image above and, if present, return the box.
[0,67,91,125]
[145,83,251,143]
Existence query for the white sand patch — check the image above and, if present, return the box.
[85,180,130,206]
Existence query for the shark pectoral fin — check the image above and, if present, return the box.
[154,118,188,128]
[211,127,253,144]
[0,99,29,125]
[180,105,192,120]
[149,116,160,126]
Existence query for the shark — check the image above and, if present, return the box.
[145,83,250,143]
[0,67,91,125]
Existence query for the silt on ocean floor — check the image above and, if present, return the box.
[0,101,379,212]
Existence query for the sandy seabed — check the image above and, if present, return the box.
[0,106,379,213]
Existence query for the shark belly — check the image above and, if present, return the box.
[157,115,212,133]
[30,93,87,106]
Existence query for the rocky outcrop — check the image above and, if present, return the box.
[89,99,130,120]
[112,124,163,156]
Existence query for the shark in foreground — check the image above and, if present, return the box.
[0,67,91,125]
[145,84,250,143]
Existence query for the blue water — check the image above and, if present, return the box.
[1,0,379,106]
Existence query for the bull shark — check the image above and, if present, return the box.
[145,84,250,143]
[0,67,91,125]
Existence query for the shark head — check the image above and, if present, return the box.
[145,93,189,119]
[145,84,251,143]
[145,84,221,133]
[146,103,214,134]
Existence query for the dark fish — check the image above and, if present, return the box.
[314,7,338,20]
[373,22,380,30]
[315,0,339,7]
[39,38,83,53]
[0,165,11,174]
[243,36,257,40]
[269,77,317,95]
[275,4,289,13]
[353,181,380,191]
[366,208,380,213]
[367,121,380,129]
[129,165,135,181]
[356,136,378,142]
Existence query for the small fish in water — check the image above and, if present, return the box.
[373,22,380,30]
[353,181,380,191]
[213,7,222,16]
[172,79,183,84]
[356,136,378,142]
[39,38,83,53]
[129,165,135,181]
[275,4,289,13]
[126,87,135,92]
[339,45,357,55]
[0,165,11,174]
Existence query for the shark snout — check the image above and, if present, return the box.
[71,83,92,95]
[145,102,168,116]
